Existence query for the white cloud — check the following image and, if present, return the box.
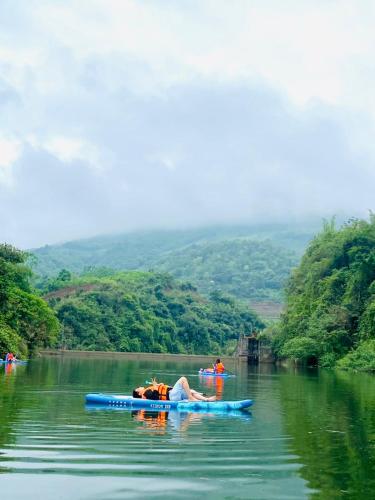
[147,151,179,172]
[2,1,375,112]
[25,0,375,109]
[43,136,101,170]
[0,0,374,247]
[0,136,22,185]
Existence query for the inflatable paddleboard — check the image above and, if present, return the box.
[85,393,252,411]
[0,360,27,365]
[198,370,234,377]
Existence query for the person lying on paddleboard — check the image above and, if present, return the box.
[200,358,225,374]
[132,376,216,402]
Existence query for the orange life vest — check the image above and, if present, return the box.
[215,362,225,373]
[142,383,171,400]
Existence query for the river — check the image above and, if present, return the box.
[0,355,374,499]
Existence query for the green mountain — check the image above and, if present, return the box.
[31,224,317,303]
[155,239,298,302]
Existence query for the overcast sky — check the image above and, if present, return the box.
[0,0,374,248]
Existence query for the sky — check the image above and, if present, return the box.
[0,0,374,248]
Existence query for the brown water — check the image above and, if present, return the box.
[0,356,374,499]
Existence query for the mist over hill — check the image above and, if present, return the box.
[31,223,318,303]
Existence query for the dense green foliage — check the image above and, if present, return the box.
[272,216,375,370]
[31,224,310,302]
[43,271,263,354]
[337,340,375,372]
[0,244,59,358]
[155,239,297,302]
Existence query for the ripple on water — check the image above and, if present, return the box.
[2,358,340,499]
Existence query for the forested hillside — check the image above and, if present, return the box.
[42,271,264,355]
[31,224,312,303]
[155,239,297,302]
[270,217,375,371]
[31,224,315,275]
[0,244,59,358]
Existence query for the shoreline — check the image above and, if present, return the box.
[40,349,243,363]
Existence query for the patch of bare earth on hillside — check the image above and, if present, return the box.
[249,301,284,321]
[44,284,98,300]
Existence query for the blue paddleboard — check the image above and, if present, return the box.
[85,393,252,411]
[198,370,234,377]
[0,360,27,365]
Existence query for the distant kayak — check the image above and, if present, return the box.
[85,393,252,411]
[198,370,234,377]
[0,359,27,365]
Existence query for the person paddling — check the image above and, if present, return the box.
[133,377,216,402]
[5,353,16,363]
[200,358,226,374]
[214,358,225,374]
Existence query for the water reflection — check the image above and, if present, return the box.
[131,409,203,434]
[279,368,375,499]
[199,374,225,398]
[86,405,252,435]
[4,363,16,376]
[0,356,373,500]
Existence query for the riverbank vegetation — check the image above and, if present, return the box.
[267,216,375,371]
[0,244,59,358]
[41,271,263,354]
[3,215,373,369]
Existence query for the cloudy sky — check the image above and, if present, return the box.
[0,0,374,248]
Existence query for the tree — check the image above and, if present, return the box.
[0,243,59,357]
[273,216,375,370]
[43,270,264,355]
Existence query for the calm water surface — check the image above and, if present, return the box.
[0,356,374,499]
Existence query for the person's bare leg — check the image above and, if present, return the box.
[191,389,216,401]
[177,377,216,401]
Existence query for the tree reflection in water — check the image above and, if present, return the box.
[279,369,375,499]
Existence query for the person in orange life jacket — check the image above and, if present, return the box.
[200,358,225,374]
[5,353,16,362]
[133,379,171,401]
[214,358,225,374]
[132,377,216,402]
